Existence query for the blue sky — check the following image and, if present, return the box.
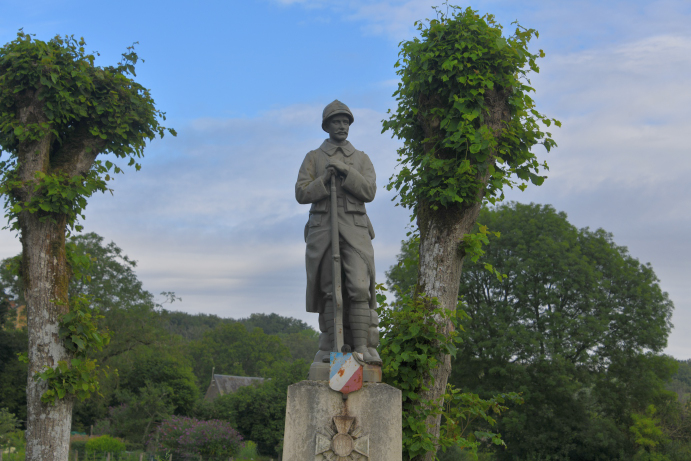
[2,0,690,357]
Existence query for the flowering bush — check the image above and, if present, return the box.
[154,416,243,458]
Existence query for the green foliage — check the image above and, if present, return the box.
[238,312,313,336]
[237,312,318,363]
[387,202,678,460]
[0,169,107,232]
[631,405,667,451]
[0,29,174,419]
[458,203,673,367]
[84,435,126,455]
[438,446,495,461]
[188,322,291,389]
[0,407,19,447]
[66,233,158,311]
[154,416,244,459]
[3,429,25,452]
[91,349,200,443]
[237,440,259,459]
[673,361,691,388]
[383,5,558,217]
[117,351,199,417]
[0,314,27,424]
[280,328,319,363]
[461,223,505,281]
[0,233,187,429]
[0,231,322,454]
[96,384,175,444]
[0,255,24,306]
[159,310,317,360]
[196,360,309,456]
[160,310,234,341]
[377,286,518,459]
[59,295,110,356]
[633,452,671,461]
[26,294,111,405]
[385,237,420,298]
[667,360,691,405]
[0,31,174,232]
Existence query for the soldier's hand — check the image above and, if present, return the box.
[328,160,350,177]
[320,167,336,186]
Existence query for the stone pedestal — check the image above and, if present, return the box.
[282,380,402,461]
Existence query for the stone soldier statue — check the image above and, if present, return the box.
[295,100,382,365]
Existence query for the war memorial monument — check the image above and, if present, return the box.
[281,101,402,460]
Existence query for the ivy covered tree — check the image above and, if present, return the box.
[0,32,173,461]
[382,6,558,459]
[388,203,676,459]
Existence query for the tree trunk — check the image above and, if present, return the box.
[22,207,73,461]
[412,89,510,461]
[413,202,482,461]
[16,97,74,461]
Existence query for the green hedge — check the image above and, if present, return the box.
[85,435,126,454]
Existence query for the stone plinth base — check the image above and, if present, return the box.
[282,380,402,461]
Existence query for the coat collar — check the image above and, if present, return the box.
[320,139,355,157]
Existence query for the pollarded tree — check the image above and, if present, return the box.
[0,32,173,461]
[382,6,558,459]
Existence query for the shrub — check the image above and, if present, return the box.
[155,416,243,458]
[69,433,89,455]
[4,430,25,451]
[0,408,19,447]
[195,360,308,456]
[85,435,126,455]
[237,440,258,459]
[70,440,87,454]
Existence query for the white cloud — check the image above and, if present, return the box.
[503,32,691,357]
[520,33,691,212]
[271,0,691,51]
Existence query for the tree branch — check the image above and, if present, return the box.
[50,122,106,177]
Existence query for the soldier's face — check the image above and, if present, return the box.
[326,114,350,143]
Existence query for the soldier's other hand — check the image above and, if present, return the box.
[320,167,335,186]
[329,160,350,177]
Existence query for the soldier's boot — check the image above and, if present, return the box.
[350,302,382,365]
[367,308,383,365]
[315,301,335,363]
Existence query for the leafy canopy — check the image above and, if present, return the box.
[188,322,292,389]
[382,5,558,217]
[389,203,674,366]
[376,286,519,459]
[387,202,677,460]
[0,31,175,231]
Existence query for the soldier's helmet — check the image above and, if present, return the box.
[322,100,354,132]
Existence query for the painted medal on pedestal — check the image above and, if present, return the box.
[329,352,363,395]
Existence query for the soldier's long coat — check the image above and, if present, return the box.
[295,140,376,314]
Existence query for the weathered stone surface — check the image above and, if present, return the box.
[283,380,402,461]
[296,101,382,366]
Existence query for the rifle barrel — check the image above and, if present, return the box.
[330,172,344,354]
